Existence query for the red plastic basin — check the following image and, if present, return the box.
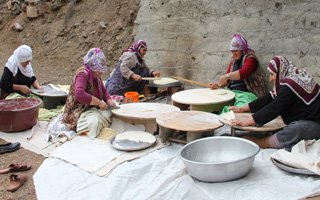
[0,98,42,132]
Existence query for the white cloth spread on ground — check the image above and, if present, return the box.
[0,121,57,157]
[34,146,320,200]
[271,139,320,175]
[50,135,167,175]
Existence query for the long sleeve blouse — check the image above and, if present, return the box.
[0,67,36,93]
[74,72,111,105]
[227,57,258,79]
[249,85,320,126]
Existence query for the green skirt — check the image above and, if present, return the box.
[220,90,257,114]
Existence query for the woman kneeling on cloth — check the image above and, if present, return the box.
[209,34,267,113]
[0,45,43,99]
[106,40,160,96]
[230,56,320,149]
[63,48,116,138]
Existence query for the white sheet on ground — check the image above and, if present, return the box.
[50,135,167,175]
[0,121,56,156]
[34,145,320,200]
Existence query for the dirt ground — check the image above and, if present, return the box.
[0,1,139,199]
[0,138,45,200]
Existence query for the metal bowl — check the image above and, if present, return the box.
[0,98,42,132]
[180,136,259,182]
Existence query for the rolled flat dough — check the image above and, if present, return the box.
[220,111,235,121]
[153,77,179,85]
[212,90,227,95]
[115,131,156,143]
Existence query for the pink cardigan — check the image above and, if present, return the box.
[74,72,111,105]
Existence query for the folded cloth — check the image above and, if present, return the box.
[271,139,320,175]
[0,142,20,154]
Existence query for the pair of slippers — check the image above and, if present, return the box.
[0,163,32,192]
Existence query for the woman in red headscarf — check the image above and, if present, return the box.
[106,40,160,96]
[230,56,320,149]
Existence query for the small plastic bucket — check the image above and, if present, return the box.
[124,91,139,103]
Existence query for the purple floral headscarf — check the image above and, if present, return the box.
[126,40,147,58]
[83,48,107,73]
[83,48,107,98]
[229,34,253,54]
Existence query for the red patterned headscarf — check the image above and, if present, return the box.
[268,56,320,105]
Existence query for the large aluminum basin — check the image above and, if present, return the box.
[0,98,42,132]
[180,136,259,182]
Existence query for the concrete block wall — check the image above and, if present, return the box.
[134,0,320,88]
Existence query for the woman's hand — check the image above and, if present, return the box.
[20,85,32,94]
[229,105,250,113]
[152,71,160,77]
[98,100,107,110]
[209,82,219,89]
[218,74,230,87]
[231,115,256,126]
[107,99,117,107]
[131,74,142,81]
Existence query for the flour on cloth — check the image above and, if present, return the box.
[271,139,320,175]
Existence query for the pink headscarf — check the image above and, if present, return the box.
[126,40,147,58]
[268,56,320,105]
[229,34,253,54]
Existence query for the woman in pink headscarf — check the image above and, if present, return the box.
[209,34,267,113]
[106,40,160,96]
[230,56,320,149]
[63,48,116,138]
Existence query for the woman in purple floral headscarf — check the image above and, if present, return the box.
[106,40,160,96]
[63,48,116,138]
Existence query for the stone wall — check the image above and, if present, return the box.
[134,0,320,88]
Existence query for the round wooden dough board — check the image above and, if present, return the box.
[171,88,235,105]
[219,112,286,132]
[112,102,180,120]
[156,111,223,132]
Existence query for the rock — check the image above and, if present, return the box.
[12,22,23,32]
[99,21,107,29]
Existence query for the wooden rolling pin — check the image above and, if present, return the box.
[171,76,210,88]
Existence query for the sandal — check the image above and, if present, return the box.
[7,173,28,192]
[0,164,32,174]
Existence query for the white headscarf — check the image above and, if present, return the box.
[5,45,34,77]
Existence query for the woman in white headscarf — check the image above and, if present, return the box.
[0,45,42,99]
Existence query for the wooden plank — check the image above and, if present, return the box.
[171,76,210,88]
